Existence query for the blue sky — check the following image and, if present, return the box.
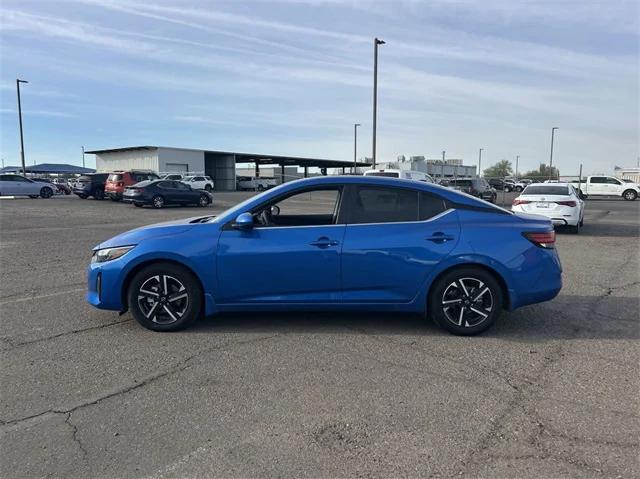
[1,0,638,175]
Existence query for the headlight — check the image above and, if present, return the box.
[91,246,134,264]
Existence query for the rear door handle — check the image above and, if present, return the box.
[425,232,455,243]
[310,237,339,248]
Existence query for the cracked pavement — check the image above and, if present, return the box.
[1,194,638,478]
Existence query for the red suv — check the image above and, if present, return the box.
[105,170,159,201]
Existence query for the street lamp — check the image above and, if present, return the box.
[549,127,559,179]
[372,37,385,168]
[515,155,520,179]
[16,79,28,175]
[353,123,361,174]
[478,148,483,177]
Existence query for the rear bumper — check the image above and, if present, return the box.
[509,248,562,310]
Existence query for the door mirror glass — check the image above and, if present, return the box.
[233,212,254,230]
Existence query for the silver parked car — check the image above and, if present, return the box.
[0,174,55,198]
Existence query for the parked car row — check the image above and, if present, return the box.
[69,170,214,208]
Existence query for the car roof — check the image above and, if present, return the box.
[524,182,571,187]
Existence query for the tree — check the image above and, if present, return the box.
[483,160,513,178]
[522,164,560,180]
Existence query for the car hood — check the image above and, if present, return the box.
[94,217,203,250]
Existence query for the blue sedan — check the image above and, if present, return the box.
[87,176,562,335]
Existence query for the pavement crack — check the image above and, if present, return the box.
[64,412,88,459]
[1,333,280,433]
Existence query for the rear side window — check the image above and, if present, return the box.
[350,186,418,224]
[420,193,447,220]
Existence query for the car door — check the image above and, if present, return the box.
[588,177,606,195]
[340,185,460,303]
[216,186,345,303]
[15,176,38,195]
[605,177,623,195]
[173,181,196,203]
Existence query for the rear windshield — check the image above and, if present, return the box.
[77,176,91,181]
[365,172,399,178]
[523,185,570,195]
[108,174,123,181]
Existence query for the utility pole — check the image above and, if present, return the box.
[16,79,28,175]
[372,37,385,168]
[353,123,360,174]
[515,155,520,178]
[82,146,86,168]
[441,150,445,179]
[478,148,483,177]
[549,127,559,179]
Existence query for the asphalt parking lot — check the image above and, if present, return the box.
[1,193,639,478]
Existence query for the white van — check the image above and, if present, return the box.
[363,169,435,183]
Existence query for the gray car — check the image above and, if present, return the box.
[0,174,55,198]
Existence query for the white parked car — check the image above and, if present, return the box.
[0,174,56,198]
[512,183,585,233]
[570,175,640,201]
[363,169,435,183]
[236,176,277,191]
[182,175,214,191]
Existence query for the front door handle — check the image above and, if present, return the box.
[425,232,455,244]
[310,236,339,248]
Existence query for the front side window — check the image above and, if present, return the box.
[350,186,418,224]
[253,187,342,228]
[605,177,621,185]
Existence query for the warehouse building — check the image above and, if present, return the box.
[86,146,369,191]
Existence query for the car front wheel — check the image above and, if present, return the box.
[152,195,165,208]
[622,189,637,201]
[198,194,210,207]
[429,267,503,335]
[40,187,54,198]
[127,263,203,331]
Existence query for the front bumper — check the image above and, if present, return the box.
[87,259,127,311]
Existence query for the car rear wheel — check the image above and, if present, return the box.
[152,195,165,209]
[622,189,637,201]
[127,263,203,331]
[515,186,523,192]
[40,187,54,199]
[78,194,88,199]
[205,184,212,192]
[134,202,143,208]
[198,194,209,207]
[429,267,503,335]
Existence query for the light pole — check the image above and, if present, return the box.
[515,155,520,179]
[441,150,445,179]
[82,146,86,168]
[372,37,385,168]
[478,148,483,177]
[16,79,28,175]
[353,123,360,174]
[549,127,559,179]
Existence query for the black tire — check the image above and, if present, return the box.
[204,184,212,192]
[622,189,637,201]
[127,263,203,332]
[152,195,164,209]
[429,267,503,336]
[93,189,104,200]
[110,197,121,202]
[78,194,88,199]
[515,186,523,192]
[134,202,143,208]
[571,222,580,234]
[579,217,584,227]
[29,195,38,199]
[257,184,265,192]
[198,194,210,207]
[40,187,54,199]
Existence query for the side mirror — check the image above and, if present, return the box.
[233,212,254,230]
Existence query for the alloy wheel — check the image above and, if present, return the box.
[441,277,493,328]
[137,274,189,324]
[153,196,164,208]
[199,195,209,207]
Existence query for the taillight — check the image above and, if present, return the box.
[513,199,531,206]
[557,201,576,207]
[523,231,556,249]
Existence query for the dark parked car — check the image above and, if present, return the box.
[123,180,212,208]
[488,178,514,192]
[448,178,497,203]
[73,173,109,200]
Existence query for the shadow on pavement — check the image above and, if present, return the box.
[187,295,638,341]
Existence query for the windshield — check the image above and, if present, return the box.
[523,185,570,195]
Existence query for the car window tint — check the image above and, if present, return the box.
[275,188,340,216]
[419,193,447,220]
[523,186,570,195]
[351,187,418,224]
[605,177,621,185]
[590,177,605,184]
